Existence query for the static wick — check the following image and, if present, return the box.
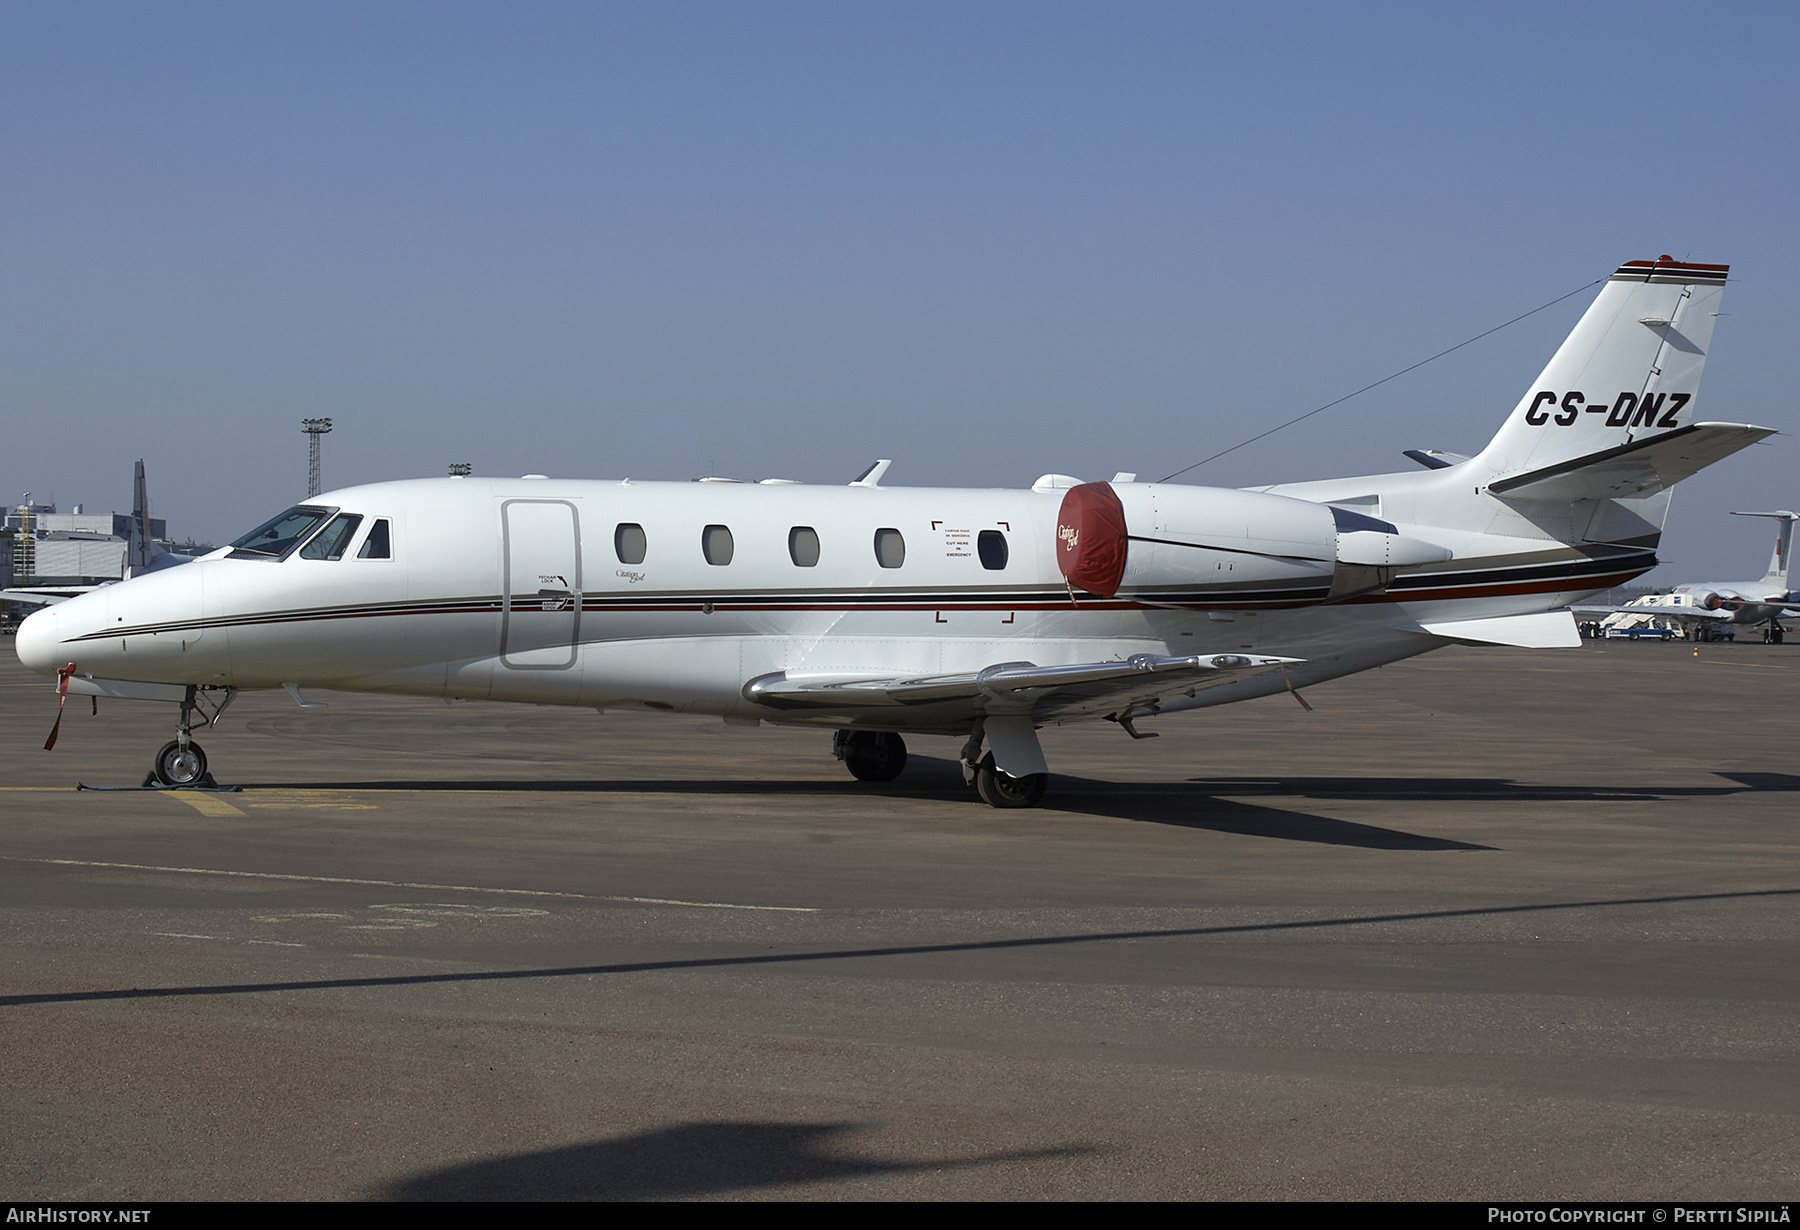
[1281,666,1314,712]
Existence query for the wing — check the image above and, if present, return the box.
[743,652,1300,723]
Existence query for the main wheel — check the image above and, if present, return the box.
[154,740,208,787]
[974,753,1047,809]
[839,731,907,782]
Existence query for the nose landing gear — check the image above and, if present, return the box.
[143,685,235,788]
[153,739,209,787]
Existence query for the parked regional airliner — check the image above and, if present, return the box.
[1574,510,1798,641]
[16,258,1773,806]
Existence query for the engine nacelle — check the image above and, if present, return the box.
[1055,482,1450,606]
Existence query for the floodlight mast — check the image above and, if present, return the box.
[301,418,333,498]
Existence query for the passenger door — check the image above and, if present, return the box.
[501,499,582,669]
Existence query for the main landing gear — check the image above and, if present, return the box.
[968,752,1047,809]
[833,729,908,781]
[958,725,1047,809]
[146,685,236,788]
[832,719,1050,809]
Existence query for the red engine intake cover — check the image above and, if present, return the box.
[1055,482,1129,598]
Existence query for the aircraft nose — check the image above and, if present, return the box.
[14,605,67,675]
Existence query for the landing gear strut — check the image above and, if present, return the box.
[147,685,235,787]
[834,729,907,782]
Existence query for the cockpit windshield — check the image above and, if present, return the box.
[228,505,338,561]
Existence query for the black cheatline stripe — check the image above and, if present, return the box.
[71,551,1660,642]
[583,589,1069,607]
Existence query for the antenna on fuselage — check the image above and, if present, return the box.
[302,418,333,497]
[850,459,891,488]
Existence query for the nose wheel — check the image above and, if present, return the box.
[153,739,209,787]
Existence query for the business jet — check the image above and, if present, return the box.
[14,257,1774,806]
[1574,510,1799,642]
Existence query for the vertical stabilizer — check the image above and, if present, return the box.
[1477,259,1727,484]
[1731,511,1800,587]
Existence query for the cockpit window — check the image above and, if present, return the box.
[300,514,363,560]
[358,518,391,559]
[228,506,337,561]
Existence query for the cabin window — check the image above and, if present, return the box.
[300,514,363,561]
[874,527,905,569]
[788,526,820,567]
[978,530,1008,570]
[703,524,734,566]
[228,505,337,561]
[358,519,391,559]
[615,523,646,565]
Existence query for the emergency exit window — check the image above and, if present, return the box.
[978,530,1008,570]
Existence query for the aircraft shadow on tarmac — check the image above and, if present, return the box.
[227,766,1800,854]
[379,1121,1093,1201]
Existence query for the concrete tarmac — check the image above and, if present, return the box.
[1,640,1796,1200]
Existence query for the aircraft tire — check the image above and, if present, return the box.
[840,731,906,782]
[154,740,208,787]
[975,753,1047,809]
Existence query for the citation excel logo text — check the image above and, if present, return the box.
[1057,524,1080,550]
[1524,390,1691,428]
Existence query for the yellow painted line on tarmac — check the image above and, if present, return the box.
[164,792,248,818]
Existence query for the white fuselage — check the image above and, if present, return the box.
[15,473,1645,735]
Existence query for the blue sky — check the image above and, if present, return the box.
[3,1,1795,579]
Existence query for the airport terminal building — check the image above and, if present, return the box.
[3,502,171,589]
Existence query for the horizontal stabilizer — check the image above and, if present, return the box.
[744,652,1300,714]
[1487,422,1775,501]
[1415,610,1581,648]
[1402,449,1470,471]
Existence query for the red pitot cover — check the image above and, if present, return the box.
[1055,482,1129,598]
